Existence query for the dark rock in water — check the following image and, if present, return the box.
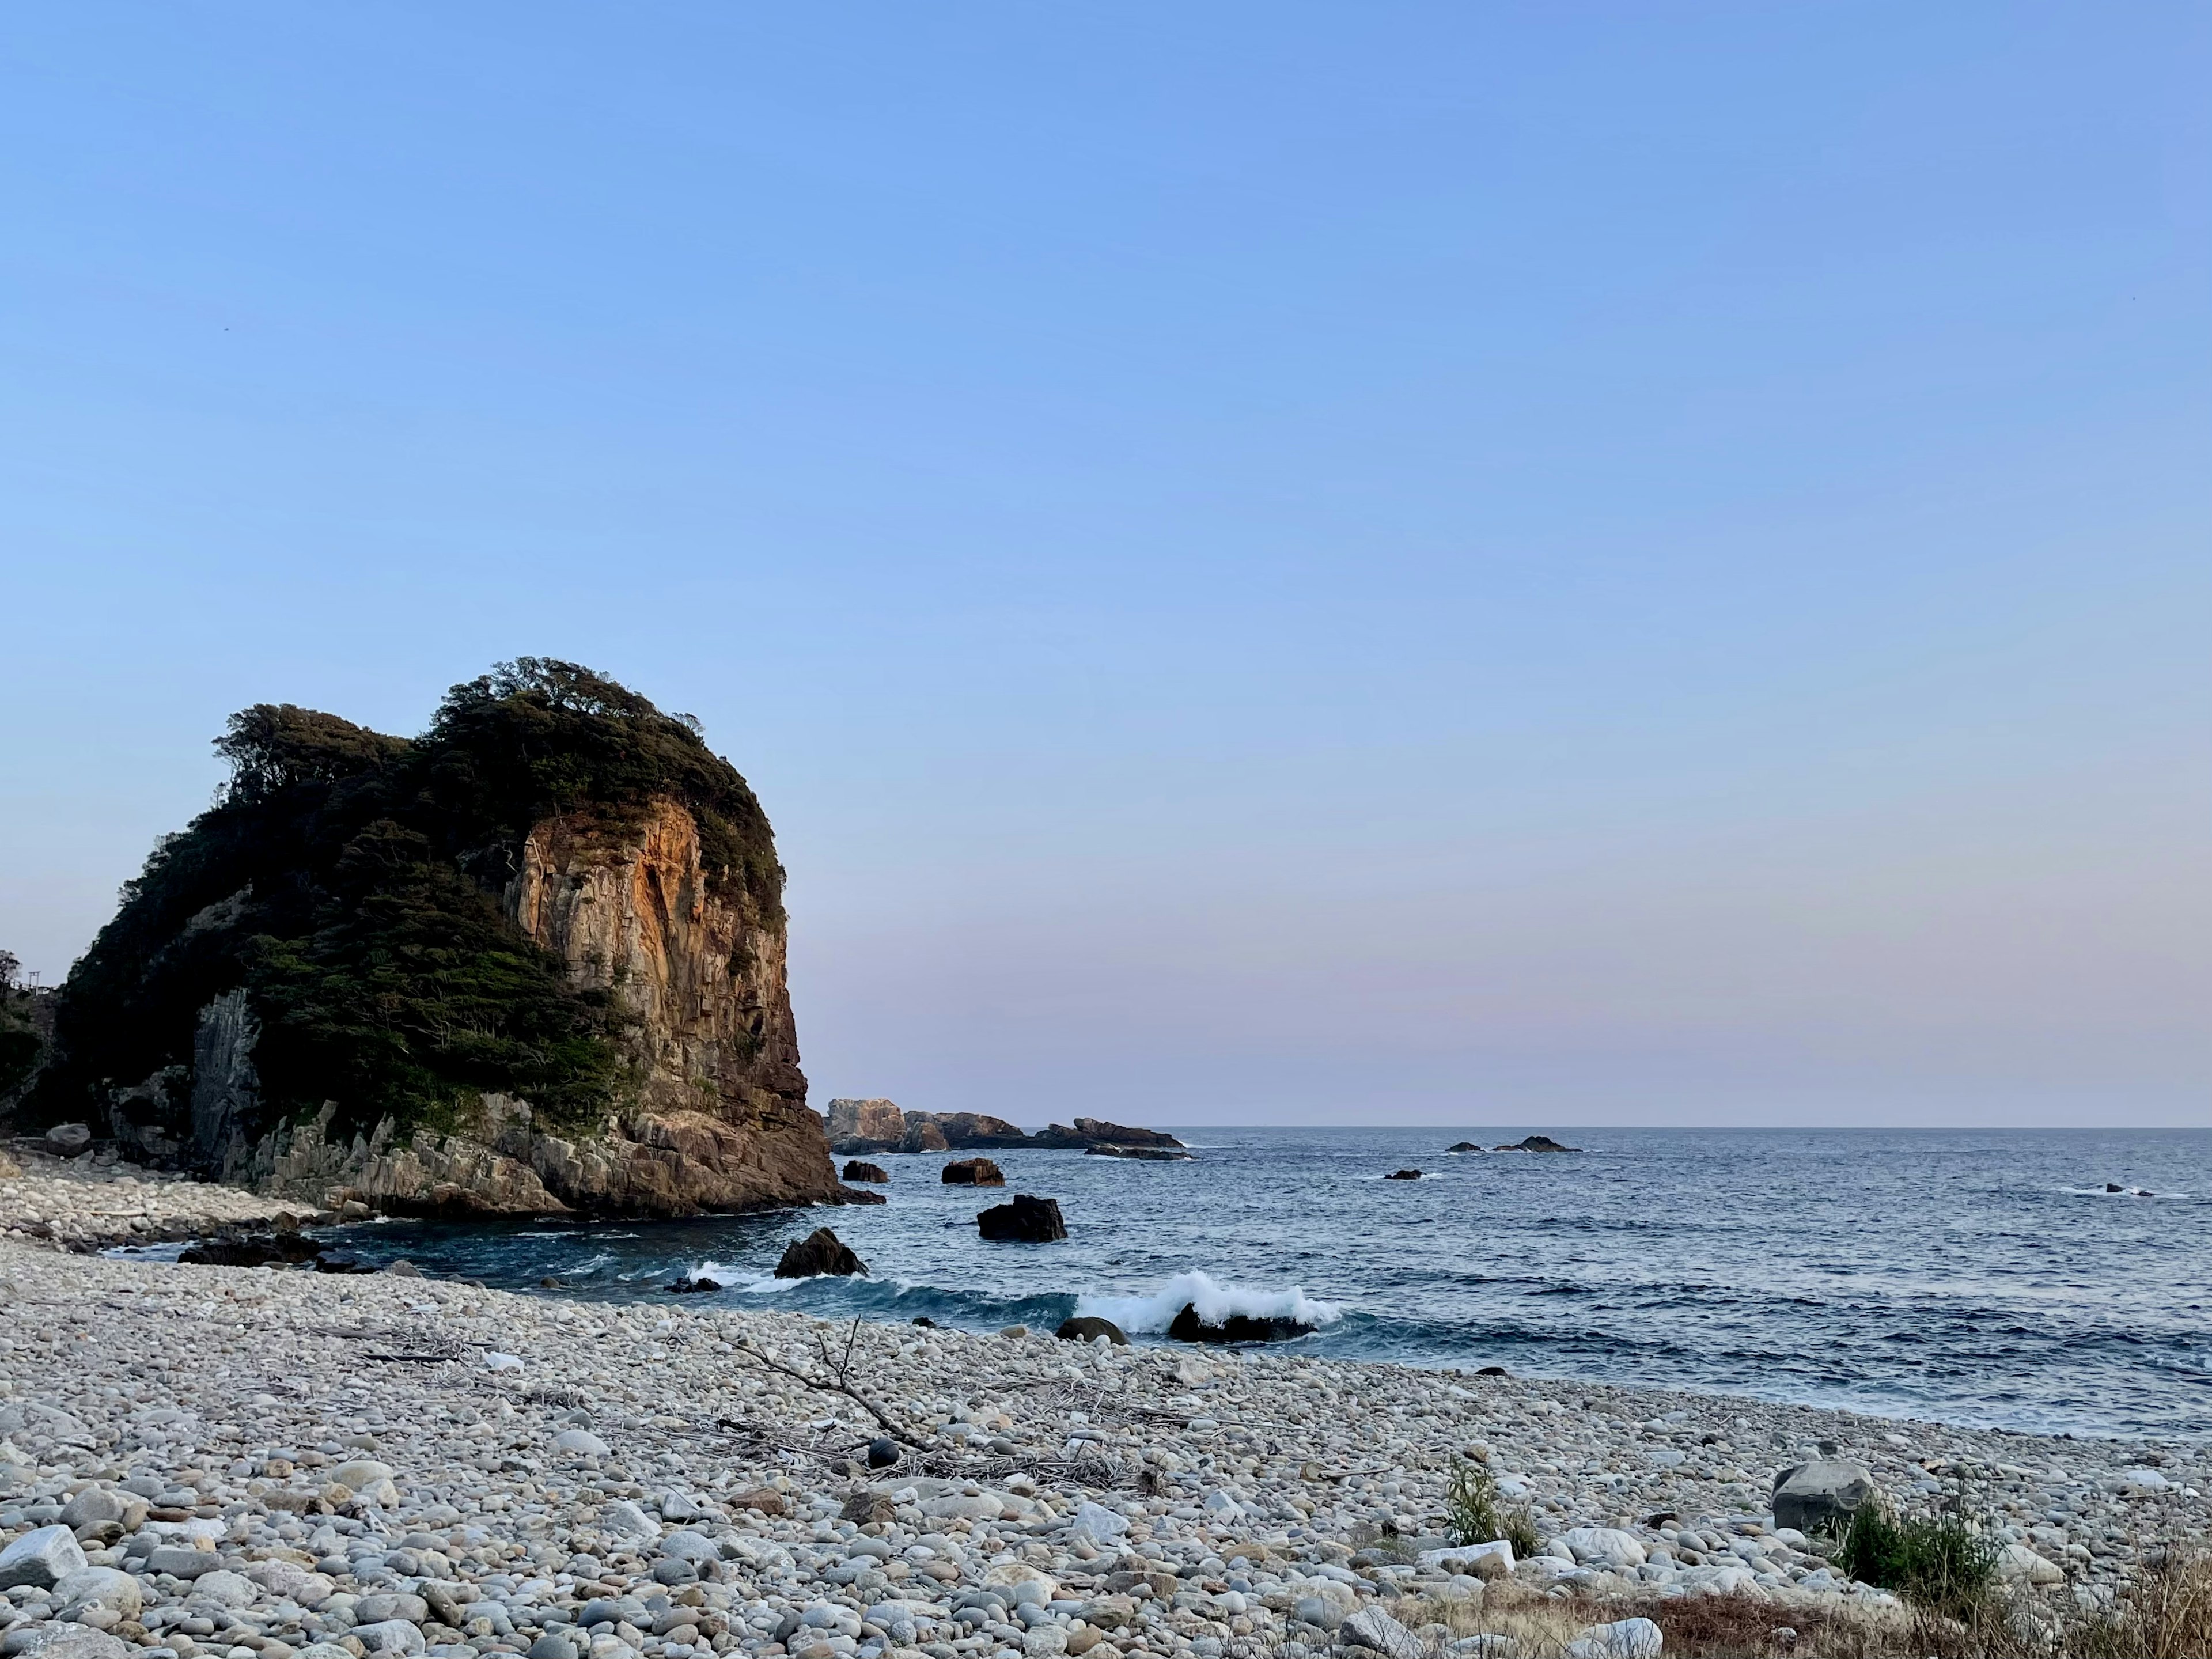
[977,1194,1066,1243]
[910,1316,937,1328]
[1056,1316,1129,1345]
[1167,1302,1313,1344]
[1493,1134,1579,1152]
[866,1437,902,1468]
[1084,1143,1191,1161]
[539,1276,566,1289]
[665,1274,722,1293]
[1476,1365,1508,1376]
[842,1160,889,1183]
[2106,1182,2123,1192]
[178,1231,325,1268]
[1772,1459,1876,1535]
[774,1226,868,1278]
[941,1157,1005,1185]
[1385,1168,1422,1180]
[1447,1141,1481,1153]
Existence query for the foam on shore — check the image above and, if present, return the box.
[1074,1267,1340,1334]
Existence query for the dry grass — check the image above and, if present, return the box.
[1378,1551,2212,1657]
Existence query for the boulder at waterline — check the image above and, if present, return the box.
[1385,1168,1422,1180]
[1055,1315,1128,1345]
[841,1159,889,1182]
[977,1194,1066,1242]
[1167,1302,1315,1343]
[942,1157,1005,1185]
[1771,1457,1876,1534]
[774,1226,868,1278]
[665,1273,722,1293]
[1447,1141,1480,1152]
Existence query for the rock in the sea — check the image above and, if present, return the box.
[978,1194,1067,1242]
[665,1272,722,1293]
[1447,1141,1481,1152]
[774,1226,868,1278]
[1385,1168,1422,1180]
[1081,1143,1191,1161]
[942,1157,1005,1185]
[841,1160,889,1183]
[1771,1458,1876,1534]
[1167,1303,1313,1344]
[1055,1316,1128,1345]
[0,1525,87,1590]
[1494,1134,1578,1152]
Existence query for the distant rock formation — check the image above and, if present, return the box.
[1385,1168,1422,1180]
[1446,1141,1481,1153]
[1084,1143,1190,1162]
[1494,1134,1579,1153]
[824,1100,1184,1157]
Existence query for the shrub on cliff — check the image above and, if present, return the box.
[24,660,780,1150]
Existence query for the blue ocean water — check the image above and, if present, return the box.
[192,1127,2212,1442]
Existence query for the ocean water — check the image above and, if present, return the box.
[162,1127,2212,1443]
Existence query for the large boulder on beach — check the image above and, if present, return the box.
[1772,1457,1876,1534]
[774,1227,868,1278]
[978,1194,1066,1242]
[1168,1303,1313,1344]
[942,1157,1005,1185]
[0,1524,88,1589]
[1056,1316,1128,1344]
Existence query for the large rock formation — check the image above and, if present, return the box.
[17,659,864,1218]
[824,1100,1183,1157]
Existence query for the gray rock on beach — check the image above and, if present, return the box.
[0,1525,86,1590]
[1772,1457,1876,1533]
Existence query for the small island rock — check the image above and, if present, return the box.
[942,1157,1006,1185]
[774,1226,868,1278]
[977,1194,1067,1242]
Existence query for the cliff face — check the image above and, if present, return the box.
[22,659,862,1218]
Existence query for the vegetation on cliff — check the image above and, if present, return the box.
[20,660,787,1152]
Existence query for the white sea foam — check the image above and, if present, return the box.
[1073,1269,1340,1334]
[687,1259,801,1292]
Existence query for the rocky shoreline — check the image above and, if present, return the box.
[2,1172,2207,1659]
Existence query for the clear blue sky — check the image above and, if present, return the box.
[3,5,2206,1124]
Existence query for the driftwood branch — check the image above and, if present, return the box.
[730,1321,931,1449]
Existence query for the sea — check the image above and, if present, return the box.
[124,1127,2212,1444]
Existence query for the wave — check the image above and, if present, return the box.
[1073,1269,1342,1334]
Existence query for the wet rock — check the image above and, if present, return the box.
[772,1227,867,1278]
[1493,1134,1578,1152]
[1167,1304,1315,1343]
[664,1274,722,1293]
[840,1160,889,1182]
[1054,1316,1128,1345]
[1385,1168,1422,1180]
[977,1194,1066,1243]
[941,1158,1005,1186]
[1447,1141,1481,1152]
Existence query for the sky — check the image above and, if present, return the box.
[2,4,2206,1126]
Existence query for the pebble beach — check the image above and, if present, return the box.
[3,1165,2209,1659]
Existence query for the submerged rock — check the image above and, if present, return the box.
[977,1194,1067,1242]
[774,1226,867,1278]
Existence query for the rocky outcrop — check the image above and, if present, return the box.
[976,1194,1066,1242]
[1168,1304,1316,1344]
[941,1157,1004,1186]
[842,1160,889,1183]
[1495,1134,1579,1153]
[1385,1168,1422,1180]
[179,796,867,1218]
[826,1100,1184,1157]
[1084,1143,1190,1161]
[775,1227,867,1278]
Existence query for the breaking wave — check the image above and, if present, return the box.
[1073,1269,1341,1335]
